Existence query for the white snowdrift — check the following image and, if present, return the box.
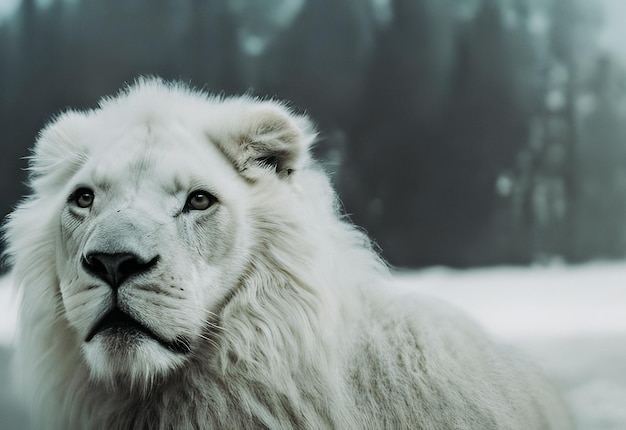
[396,263,626,338]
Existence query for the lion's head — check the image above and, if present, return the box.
[7,79,320,387]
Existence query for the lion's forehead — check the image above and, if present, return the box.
[76,121,244,201]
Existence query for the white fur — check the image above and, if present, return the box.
[4,78,572,429]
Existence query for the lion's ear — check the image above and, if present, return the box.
[30,111,90,193]
[209,99,316,180]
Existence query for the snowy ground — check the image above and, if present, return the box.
[1,264,626,429]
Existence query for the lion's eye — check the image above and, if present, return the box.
[71,188,95,209]
[185,191,216,211]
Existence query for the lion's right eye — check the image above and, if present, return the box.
[70,188,95,209]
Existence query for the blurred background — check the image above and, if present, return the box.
[1,0,626,270]
[2,2,626,428]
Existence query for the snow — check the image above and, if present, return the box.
[1,264,625,428]
[396,264,626,338]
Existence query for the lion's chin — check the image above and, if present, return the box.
[81,333,188,387]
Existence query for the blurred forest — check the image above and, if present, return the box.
[2,0,626,268]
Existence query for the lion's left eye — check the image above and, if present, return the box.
[185,191,216,211]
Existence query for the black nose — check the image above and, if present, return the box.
[82,252,159,288]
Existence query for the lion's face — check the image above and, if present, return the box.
[55,121,253,382]
[7,80,316,386]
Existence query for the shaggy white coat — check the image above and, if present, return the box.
[5,79,572,429]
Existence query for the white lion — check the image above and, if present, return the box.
[5,79,571,429]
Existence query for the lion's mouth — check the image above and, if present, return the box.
[85,308,191,354]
